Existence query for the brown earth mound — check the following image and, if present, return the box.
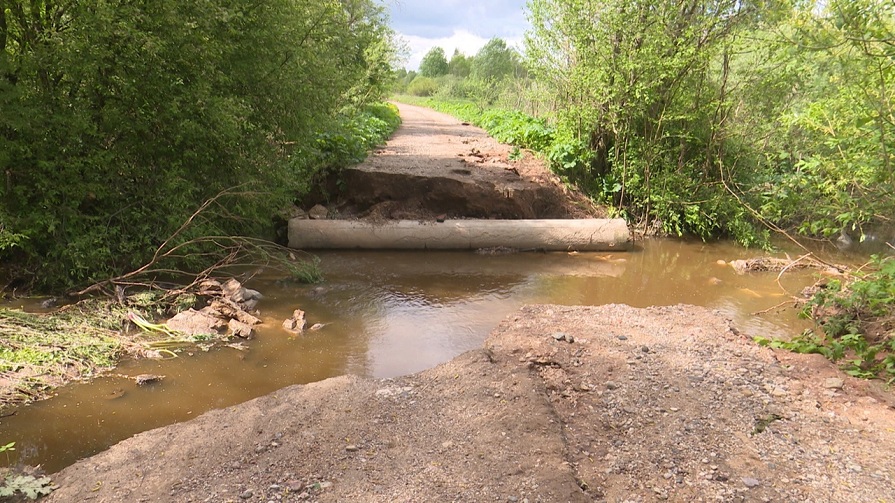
[46,304,895,502]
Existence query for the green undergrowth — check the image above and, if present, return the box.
[1,294,205,408]
[0,299,129,403]
[756,255,895,382]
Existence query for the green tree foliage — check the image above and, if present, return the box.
[471,38,522,81]
[448,49,471,77]
[0,0,398,290]
[753,0,895,238]
[419,46,449,77]
[524,0,894,244]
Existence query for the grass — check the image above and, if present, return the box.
[0,299,129,407]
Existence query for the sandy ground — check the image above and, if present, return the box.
[46,305,895,502]
[42,103,895,502]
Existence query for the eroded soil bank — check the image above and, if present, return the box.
[47,304,895,502]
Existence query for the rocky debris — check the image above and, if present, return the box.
[308,204,329,220]
[308,323,326,331]
[221,278,264,311]
[166,278,263,341]
[166,309,224,336]
[208,298,261,326]
[228,319,255,339]
[283,309,307,333]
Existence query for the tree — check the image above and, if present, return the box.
[448,49,471,77]
[419,46,449,77]
[0,0,398,289]
[471,38,521,81]
[525,0,779,242]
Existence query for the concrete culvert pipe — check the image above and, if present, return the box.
[288,219,632,251]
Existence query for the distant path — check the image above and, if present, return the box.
[337,102,602,219]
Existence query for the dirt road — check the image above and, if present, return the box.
[42,105,895,502]
[46,304,895,502]
[333,102,600,220]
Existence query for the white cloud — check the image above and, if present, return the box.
[383,0,528,70]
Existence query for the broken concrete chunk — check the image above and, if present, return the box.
[228,319,255,339]
[283,309,307,333]
[166,309,223,336]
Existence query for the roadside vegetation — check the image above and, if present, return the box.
[0,0,401,293]
[394,0,894,380]
[0,2,402,473]
[758,255,895,382]
[396,0,894,250]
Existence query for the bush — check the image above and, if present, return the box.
[406,76,439,96]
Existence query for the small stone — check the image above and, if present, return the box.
[318,481,333,490]
[617,335,628,341]
[308,204,329,220]
[566,334,575,343]
[606,381,619,390]
[552,332,567,341]
[240,489,254,499]
[345,445,359,452]
[641,345,650,353]
[229,319,255,339]
[742,477,760,488]
[824,377,844,390]
[134,374,164,386]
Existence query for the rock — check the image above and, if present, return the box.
[309,323,326,331]
[134,374,164,386]
[167,309,223,336]
[284,309,307,333]
[239,489,253,499]
[229,319,255,339]
[641,345,650,353]
[742,477,760,488]
[222,278,246,303]
[606,381,619,390]
[308,204,329,220]
[345,445,359,452]
[39,297,59,309]
[210,298,261,326]
[617,335,628,341]
[243,288,263,302]
[824,377,844,390]
[280,205,307,220]
[552,332,567,341]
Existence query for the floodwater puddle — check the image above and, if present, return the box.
[1,239,824,472]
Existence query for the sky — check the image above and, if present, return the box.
[380,0,530,71]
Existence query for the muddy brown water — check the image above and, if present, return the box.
[0,240,834,472]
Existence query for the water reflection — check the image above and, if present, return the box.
[0,240,820,472]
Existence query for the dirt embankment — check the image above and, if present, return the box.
[319,102,602,222]
[47,305,894,502]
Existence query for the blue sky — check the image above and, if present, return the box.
[380,0,529,70]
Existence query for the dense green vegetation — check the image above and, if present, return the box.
[757,256,895,382]
[0,0,400,291]
[399,0,894,249]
